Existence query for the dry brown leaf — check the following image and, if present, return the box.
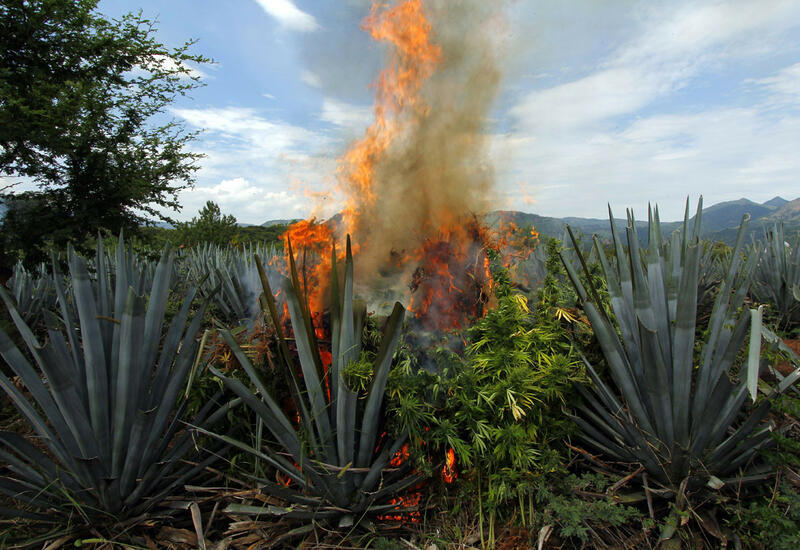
[158,525,198,545]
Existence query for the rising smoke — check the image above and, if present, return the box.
[339,0,506,292]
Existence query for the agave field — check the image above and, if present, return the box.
[0,199,798,549]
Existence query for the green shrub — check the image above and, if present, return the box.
[535,473,649,545]
[385,251,587,546]
[726,392,800,549]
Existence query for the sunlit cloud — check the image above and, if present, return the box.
[252,0,319,32]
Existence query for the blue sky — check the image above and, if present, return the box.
[97,0,800,223]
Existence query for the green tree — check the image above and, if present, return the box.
[175,201,238,247]
[0,0,208,264]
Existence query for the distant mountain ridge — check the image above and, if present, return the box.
[489,197,800,245]
[261,218,298,227]
[260,196,800,246]
[763,196,789,209]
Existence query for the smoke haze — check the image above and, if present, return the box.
[341,0,506,289]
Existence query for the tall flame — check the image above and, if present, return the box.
[280,218,332,315]
[282,0,506,331]
[339,0,442,222]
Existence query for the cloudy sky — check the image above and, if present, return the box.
[97,0,800,223]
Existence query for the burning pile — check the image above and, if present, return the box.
[282,0,505,332]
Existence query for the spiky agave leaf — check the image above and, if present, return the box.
[208,235,420,526]
[750,222,800,332]
[5,261,59,326]
[184,241,283,327]
[562,197,791,490]
[0,236,231,520]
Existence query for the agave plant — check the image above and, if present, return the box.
[695,239,729,320]
[184,242,282,327]
[751,222,800,332]
[561,198,792,491]
[0,237,230,520]
[5,261,59,326]
[205,236,421,527]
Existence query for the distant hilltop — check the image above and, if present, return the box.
[487,196,800,245]
[261,218,300,228]
[259,196,800,246]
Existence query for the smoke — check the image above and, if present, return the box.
[340,0,506,289]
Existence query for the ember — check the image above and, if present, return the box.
[442,448,457,483]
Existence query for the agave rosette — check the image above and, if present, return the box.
[0,236,230,519]
[204,236,421,527]
[561,198,790,490]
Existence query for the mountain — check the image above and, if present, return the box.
[261,218,298,227]
[763,196,789,209]
[265,196,800,247]
[696,198,773,234]
[765,198,800,223]
[495,197,800,245]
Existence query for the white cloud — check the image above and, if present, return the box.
[753,62,800,100]
[510,68,660,131]
[172,106,318,152]
[319,98,372,129]
[512,1,800,133]
[501,1,800,220]
[253,0,319,32]
[616,1,800,64]
[180,177,307,221]
[496,100,800,220]
[170,106,341,223]
[301,70,322,88]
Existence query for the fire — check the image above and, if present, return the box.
[280,218,333,317]
[495,221,540,264]
[338,0,442,221]
[442,447,457,483]
[407,220,493,331]
[281,217,332,252]
[389,443,411,467]
[333,1,503,331]
[380,443,422,523]
[278,1,521,335]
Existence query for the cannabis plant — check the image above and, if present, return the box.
[0,237,230,519]
[751,223,800,333]
[562,199,789,490]
[207,236,420,527]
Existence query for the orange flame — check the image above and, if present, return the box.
[339,0,442,224]
[336,1,500,331]
[280,1,527,333]
[406,220,494,330]
[280,218,333,318]
[389,443,411,467]
[442,448,457,483]
[380,442,422,523]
